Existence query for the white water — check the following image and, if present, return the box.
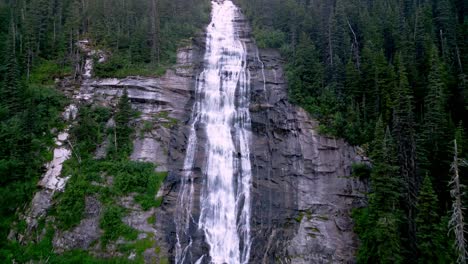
[176,1,253,263]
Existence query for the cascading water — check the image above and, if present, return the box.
[176,0,252,263]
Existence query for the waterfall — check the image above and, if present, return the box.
[176,1,252,263]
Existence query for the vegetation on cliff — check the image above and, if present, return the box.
[237,0,467,262]
[0,0,209,261]
[1,0,467,262]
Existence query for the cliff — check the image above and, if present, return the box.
[12,4,366,263]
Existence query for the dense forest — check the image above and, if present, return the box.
[236,0,467,262]
[0,0,209,261]
[1,0,467,262]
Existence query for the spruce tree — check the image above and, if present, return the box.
[393,54,418,257]
[355,117,403,263]
[111,88,133,157]
[345,59,360,100]
[1,22,22,114]
[418,47,452,204]
[116,88,132,130]
[421,47,449,164]
[415,176,450,263]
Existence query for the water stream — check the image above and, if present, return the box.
[176,1,252,263]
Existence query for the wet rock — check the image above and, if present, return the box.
[157,4,367,263]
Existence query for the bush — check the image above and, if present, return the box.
[70,106,111,156]
[54,176,88,230]
[253,28,286,49]
[352,163,372,180]
[29,59,72,85]
[113,162,167,210]
[94,53,167,78]
[100,205,138,245]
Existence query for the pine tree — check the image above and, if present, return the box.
[370,117,402,210]
[359,48,395,125]
[292,34,324,98]
[392,54,419,258]
[111,88,133,157]
[421,48,449,164]
[115,88,132,129]
[1,22,22,114]
[355,117,403,263]
[434,0,457,62]
[345,58,360,100]
[327,0,349,86]
[417,47,452,199]
[415,175,450,263]
[287,33,324,111]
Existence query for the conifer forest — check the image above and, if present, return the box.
[0,0,467,263]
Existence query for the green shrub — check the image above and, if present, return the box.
[70,106,111,156]
[100,205,138,245]
[113,162,156,193]
[147,215,156,225]
[94,53,167,78]
[29,59,72,85]
[117,234,154,257]
[2,226,131,263]
[54,176,88,230]
[113,162,167,210]
[351,163,372,180]
[253,28,286,49]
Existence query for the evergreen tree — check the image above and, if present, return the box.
[370,117,402,210]
[288,33,324,104]
[235,0,468,262]
[344,59,360,100]
[115,88,132,130]
[419,47,452,197]
[421,48,449,155]
[392,55,418,255]
[110,88,133,158]
[1,22,22,114]
[415,175,450,263]
[354,117,403,263]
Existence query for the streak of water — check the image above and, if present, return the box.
[176,1,252,263]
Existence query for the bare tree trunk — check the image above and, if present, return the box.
[440,29,446,59]
[347,19,360,70]
[450,139,467,264]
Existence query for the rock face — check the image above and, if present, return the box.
[53,196,102,252]
[13,43,206,259]
[16,3,366,263]
[52,44,206,257]
[246,47,366,263]
[158,5,367,264]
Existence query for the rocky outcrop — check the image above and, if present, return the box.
[158,8,366,264]
[14,4,366,263]
[12,42,206,260]
[245,47,366,264]
[51,44,205,257]
[53,196,102,252]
